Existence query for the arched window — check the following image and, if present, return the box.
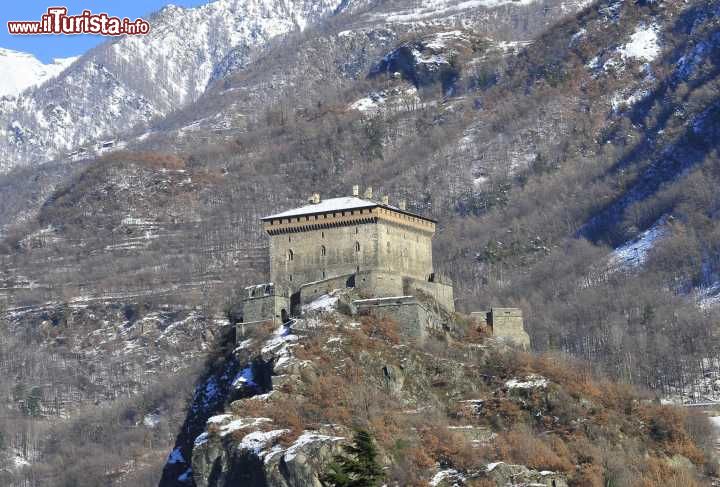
[355,242,360,252]
[287,249,294,261]
[321,245,326,256]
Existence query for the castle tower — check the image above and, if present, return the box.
[261,190,438,297]
[238,187,454,330]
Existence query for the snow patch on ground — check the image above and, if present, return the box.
[349,86,420,115]
[663,358,720,405]
[195,416,274,446]
[486,461,504,472]
[505,375,548,389]
[696,283,720,309]
[302,292,340,313]
[619,24,661,63]
[239,429,290,453]
[611,88,650,112]
[143,412,160,428]
[232,366,257,389]
[430,468,466,486]
[373,0,539,23]
[178,468,192,482]
[284,432,344,462]
[610,218,667,269]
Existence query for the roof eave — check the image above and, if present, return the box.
[261,203,436,224]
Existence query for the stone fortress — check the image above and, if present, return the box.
[240,186,530,347]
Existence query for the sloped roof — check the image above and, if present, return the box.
[262,196,435,222]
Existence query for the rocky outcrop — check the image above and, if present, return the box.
[484,462,568,487]
[370,31,476,92]
[192,420,344,487]
[186,320,348,487]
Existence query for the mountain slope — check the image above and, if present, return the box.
[0,0,349,172]
[166,301,715,487]
[0,48,77,98]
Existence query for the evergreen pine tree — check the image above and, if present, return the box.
[321,429,384,487]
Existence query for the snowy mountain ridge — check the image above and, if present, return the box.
[0,0,348,173]
[0,48,78,98]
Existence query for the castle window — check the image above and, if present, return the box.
[355,227,359,234]
[288,235,292,242]
[321,231,325,238]
[321,245,326,256]
[322,271,326,278]
[289,274,293,282]
[287,249,294,261]
[355,242,360,252]
[387,242,390,251]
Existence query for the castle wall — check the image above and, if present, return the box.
[376,220,433,281]
[298,274,356,306]
[354,296,439,343]
[489,308,530,349]
[265,205,436,297]
[241,283,289,325]
[403,277,455,312]
[297,270,406,307]
[356,270,404,297]
[269,217,380,297]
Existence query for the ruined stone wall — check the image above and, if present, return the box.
[403,277,455,312]
[241,294,289,325]
[489,308,530,349]
[355,297,432,343]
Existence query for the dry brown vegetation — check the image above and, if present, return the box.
[228,315,716,486]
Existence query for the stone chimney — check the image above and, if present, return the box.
[308,193,321,204]
[352,185,359,197]
[382,195,389,205]
[399,199,407,210]
[363,186,373,199]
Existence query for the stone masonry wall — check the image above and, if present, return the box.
[268,211,434,298]
[489,308,530,349]
[403,277,455,312]
[355,297,431,343]
[270,219,380,297]
[242,295,289,325]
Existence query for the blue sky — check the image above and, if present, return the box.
[2,1,208,63]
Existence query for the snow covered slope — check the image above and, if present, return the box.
[0,0,346,173]
[0,48,77,98]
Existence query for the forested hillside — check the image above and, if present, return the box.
[1,0,720,484]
